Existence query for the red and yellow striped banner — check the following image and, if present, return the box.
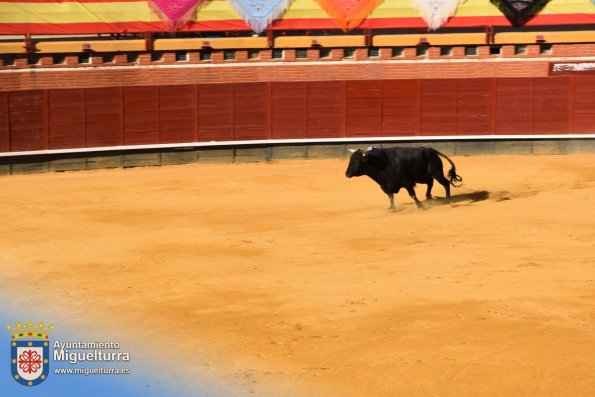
[0,0,593,34]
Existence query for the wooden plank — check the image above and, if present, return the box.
[48,89,84,108]
[0,92,8,152]
[123,152,161,168]
[197,148,234,162]
[47,89,85,149]
[307,81,344,138]
[531,77,569,134]
[572,76,595,133]
[494,140,532,154]
[197,128,233,142]
[86,154,122,169]
[233,83,269,141]
[8,91,46,151]
[455,141,496,155]
[198,84,233,141]
[48,125,85,149]
[161,150,197,165]
[123,86,159,145]
[85,87,122,148]
[420,80,457,135]
[159,111,194,142]
[235,147,270,162]
[193,84,198,142]
[532,140,570,155]
[85,134,121,147]
[0,163,9,175]
[10,158,49,174]
[271,145,308,159]
[123,131,160,145]
[494,78,533,134]
[382,80,419,136]
[158,85,195,144]
[456,79,493,135]
[8,92,44,112]
[233,127,269,141]
[49,157,86,172]
[307,144,346,158]
[199,112,233,129]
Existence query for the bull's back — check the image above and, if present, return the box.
[384,147,437,180]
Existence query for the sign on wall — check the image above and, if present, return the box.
[550,62,595,75]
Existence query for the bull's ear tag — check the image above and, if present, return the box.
[367,147,374,151]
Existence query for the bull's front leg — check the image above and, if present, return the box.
[387,193,395,211]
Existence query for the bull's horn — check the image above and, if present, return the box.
[347,149,356,153]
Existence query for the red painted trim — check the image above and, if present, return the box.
[1,14,594,35]
[359,14,595,29]
[0,21,251,35]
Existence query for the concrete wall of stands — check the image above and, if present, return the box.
[2,139,595,175]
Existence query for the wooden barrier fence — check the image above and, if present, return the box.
[1,76,595,154]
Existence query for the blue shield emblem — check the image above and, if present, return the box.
[11,340,50,386]
[7,321,52,387]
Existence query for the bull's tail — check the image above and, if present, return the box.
[434,150,463,187]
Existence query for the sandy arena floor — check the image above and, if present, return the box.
[0,154,594,396]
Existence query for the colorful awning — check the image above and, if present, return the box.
[149,0,207,28]
[0,0,593,35]
[314,0,383,30]
[227,0,294,33]
[493,0,550,19]
[409,0,465,30]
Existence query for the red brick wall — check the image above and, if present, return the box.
[0,59,557,92]
[2,42,595,92]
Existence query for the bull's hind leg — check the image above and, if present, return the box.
[434,173,452,201]
[429,156,451,201]
[387,193,395,211]
[405,185,424,209]
[424,178,434,200]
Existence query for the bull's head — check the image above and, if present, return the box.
[345,148,388,178]
[345,149,368,178]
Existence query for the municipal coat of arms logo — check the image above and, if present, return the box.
[7,320,53,387]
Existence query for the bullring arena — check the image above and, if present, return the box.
[1,151,594,396]
[2,0,595,395]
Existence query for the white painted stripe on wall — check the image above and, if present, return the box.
[2,56,595,74]
[1,134,594,157]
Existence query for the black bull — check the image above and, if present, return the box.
[345,147,463,210]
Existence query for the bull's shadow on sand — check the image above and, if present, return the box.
[393,189,535,211]
[421,190,491,209]
[443,190,489,204]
